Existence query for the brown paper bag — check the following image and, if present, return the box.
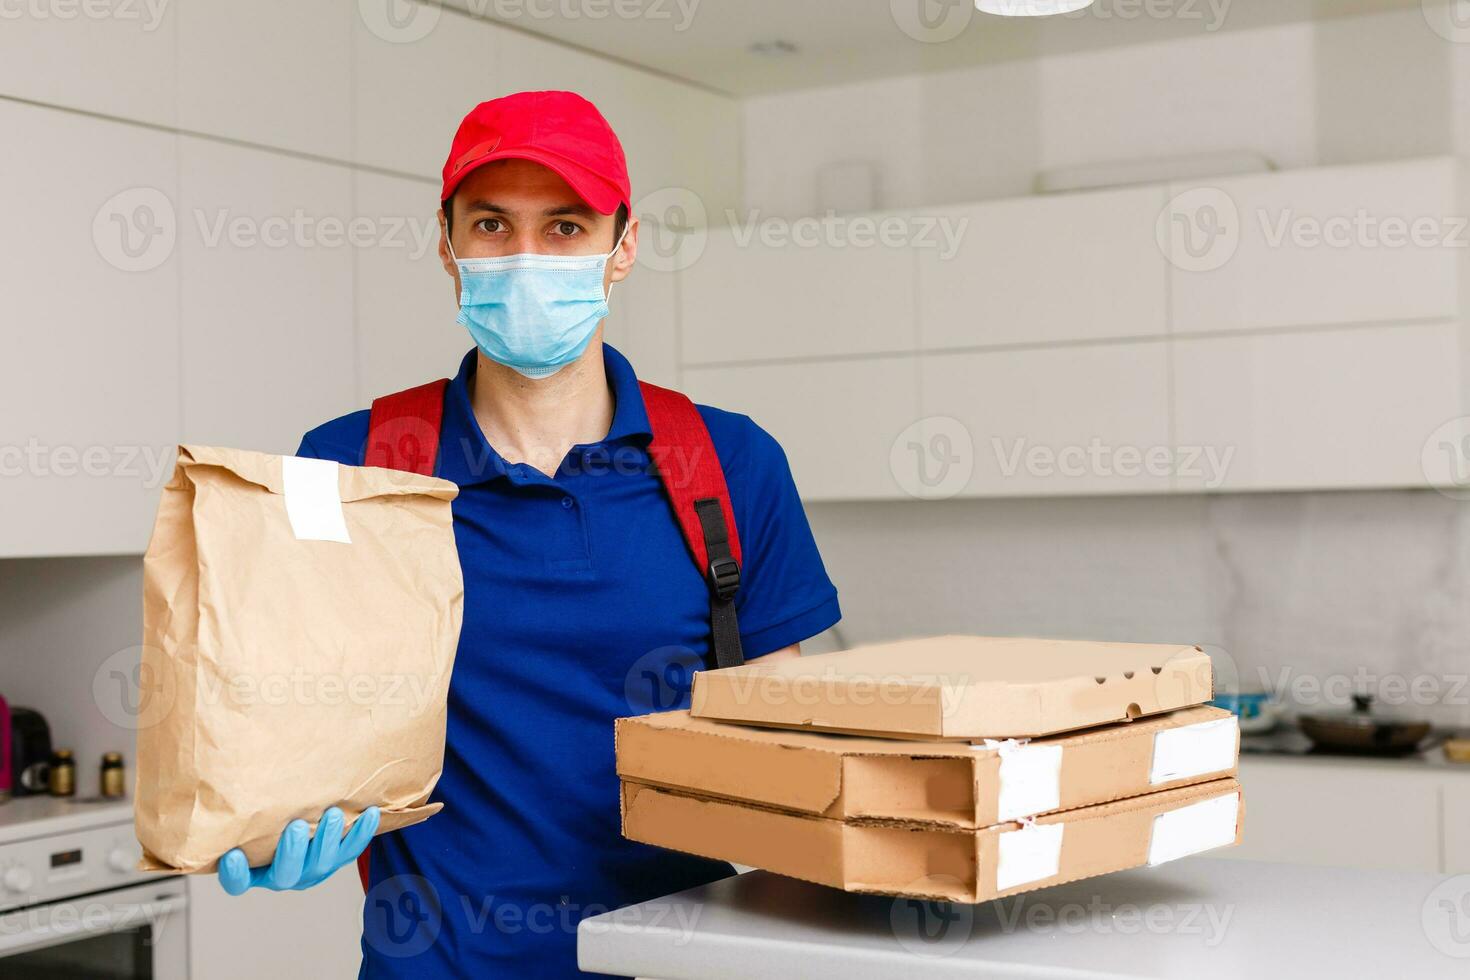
[135,445,463,873]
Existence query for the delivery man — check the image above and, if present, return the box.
[213,91,841,978]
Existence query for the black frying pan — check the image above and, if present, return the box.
[1298,694,1430,753]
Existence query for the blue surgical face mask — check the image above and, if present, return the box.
[449,226,628,379]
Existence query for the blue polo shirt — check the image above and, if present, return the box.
[297,345,841,978]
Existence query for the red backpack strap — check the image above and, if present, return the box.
[639,380,744,670]
[356,378,449,892]
[364,379,449,476]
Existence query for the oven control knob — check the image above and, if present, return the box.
[3,866,33,893]
[108,848,136,873]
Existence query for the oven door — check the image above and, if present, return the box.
[0,877,188,979]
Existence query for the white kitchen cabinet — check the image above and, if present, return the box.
[604,247,681,390]
[179,137,358,456]
[188,867,363,980]
[1217,757,1443,872]
[679,220,918,365]
[352,6,503,178]
[918,185,1169,349]
[1171,323,1462,491]
[0,102,180,557]
[0,0,176,127]
[1446,780,1470,875]
[681,357,919,501]
[176,0,353,160]
[918,343,1172,497]
[353,171,466,404]
[1166,157,1460,334]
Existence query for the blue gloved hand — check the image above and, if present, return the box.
[217,805,380,895]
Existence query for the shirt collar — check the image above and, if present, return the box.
[435,343,651,487]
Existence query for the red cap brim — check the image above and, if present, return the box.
[442,146,626,215]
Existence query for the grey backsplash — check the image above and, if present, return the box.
[2,488,1466,765]
[806,490,1470,729]
[0,555,143,785]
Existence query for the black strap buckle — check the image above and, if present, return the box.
[707,556,741,602]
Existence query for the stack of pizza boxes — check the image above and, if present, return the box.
[616,636,1241,902]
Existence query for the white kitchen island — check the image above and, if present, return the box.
[577,859,1470,979]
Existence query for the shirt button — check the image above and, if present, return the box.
[561,496,575,509]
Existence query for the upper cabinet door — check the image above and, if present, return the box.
[1172,323,1463,491]
[603,248,680,390]
[1165,157,1460,334]
[0,0,177,127]
[678,219,918,365]
[178,138,358,457]
[176,0,353,160]
[919,343,1172,497]
[0,103,180,557]
[681,357,920,502]
[353,172,465,404]
[919,185,1170,349]
[352,7,504,179]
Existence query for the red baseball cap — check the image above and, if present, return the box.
[441,91,631,215]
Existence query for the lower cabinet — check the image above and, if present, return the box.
[1214,757,1452,873]
[187,866,364,979]
[1446,781,1470,875]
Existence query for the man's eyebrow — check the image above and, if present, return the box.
[544,204,598,219]
[458,201,598,219]
[461,200,510,215]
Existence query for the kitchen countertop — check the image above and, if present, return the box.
[577,860,1470,979]
[0,795,133,844]
[1240,725,1470,770]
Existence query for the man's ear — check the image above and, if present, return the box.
[437,207,456,279]
[610,215,638,284]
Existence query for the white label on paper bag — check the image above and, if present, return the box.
[1149,716,1238,785]
[981,740,1064,822]
[281,456,351,543]
[1147,792,1240,866]
[996,821,1064,891]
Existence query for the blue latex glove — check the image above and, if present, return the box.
[217,806,380,895]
